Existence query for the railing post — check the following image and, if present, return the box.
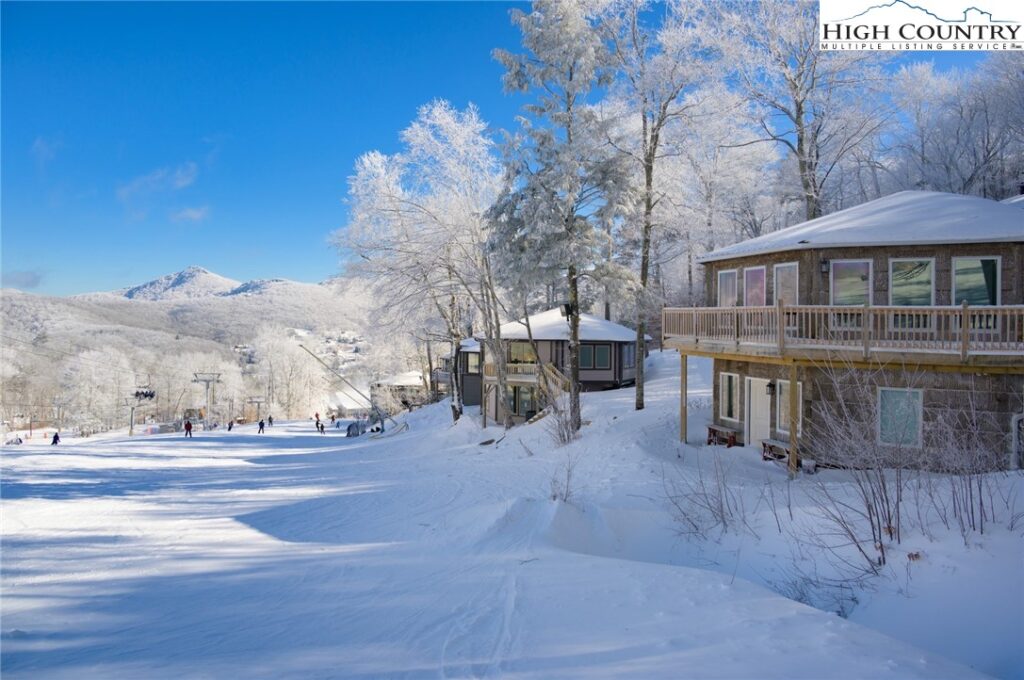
[734,308,740,348]
[862,301,871,360]
[960,300,970,361]
[776,297,786,355]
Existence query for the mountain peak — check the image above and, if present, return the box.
[120,266,241,301]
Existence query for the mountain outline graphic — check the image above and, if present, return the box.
[836,0,1015,23]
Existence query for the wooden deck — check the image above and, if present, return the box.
[663,301,1024,370]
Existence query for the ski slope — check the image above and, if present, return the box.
[1,353,1016,678]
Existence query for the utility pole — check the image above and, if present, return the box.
[246,396,266,422]
[123,397,137,437]
[192,372,222,430]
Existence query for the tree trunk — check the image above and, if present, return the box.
[635,156,655,411]
[567,266,582,431]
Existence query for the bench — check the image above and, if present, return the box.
[707,423,740,448]
[760,438,792,461]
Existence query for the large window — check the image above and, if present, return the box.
[743,267,766,306]
[718,270,738,307]
[889,259,934,306]
[579,344,611,370]
[776,380,802,436]
[830,260,872,306]
[508,341,536,364]
[720,373,739,422]
[506,386,538,417]
[773,262,799,306]
[622,343,636,369]
[465,353,480,374]
[878,388,923,447]
[953,257,1000,306]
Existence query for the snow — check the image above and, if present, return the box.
[500,307,649,343]
[114,265,242,301]
[1001,194,1024,208]
[460,338,481,352]
[374,370,424,387]
[700,190,1024,263]
[3,351,1018,678]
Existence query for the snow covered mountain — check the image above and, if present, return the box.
[1,266,369,372]
[115,265,242,301]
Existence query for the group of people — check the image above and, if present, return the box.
[183,414,274,438]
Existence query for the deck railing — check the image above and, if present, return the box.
[663,301,1024,360]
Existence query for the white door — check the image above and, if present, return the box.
[746,377,771,446]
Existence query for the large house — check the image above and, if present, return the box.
[462,308,648,425]
[662,190,1024,471]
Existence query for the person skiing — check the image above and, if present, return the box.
[51,431,60,445]
[267,415,273,427]
[258,419,265,434]
[318,421,326,435]
[227,421,233,432]
[184,420,193,438]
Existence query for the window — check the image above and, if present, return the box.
[465,353,480,374]
[622,343,636,369]
[718,270,738,307]
[719,373,739,422]
[878,388,923,447]
[953,257,1000,306]
[776,380,802,436]
[579,345,593,368]
[743,267,766,306]
[830,260,872,306]
[889,259,934,306]
[506,386,538,417]
[773,262,799,306]
[509,341,536,364]
[578,344,611,370]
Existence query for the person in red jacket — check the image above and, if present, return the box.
[184,420,193,438]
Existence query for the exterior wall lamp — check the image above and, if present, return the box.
[765,381,776,396]
[820,260,830,274]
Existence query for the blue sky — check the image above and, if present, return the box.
[1,1,985,296]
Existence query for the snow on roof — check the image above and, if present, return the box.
[499,308,648,343]
[699,191,1024,264]
[459,338,481,352]
[375,370,424,387]
[1001,194,1024,208]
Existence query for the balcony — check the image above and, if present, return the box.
[662,302,1024,367]
[482,362,571,388]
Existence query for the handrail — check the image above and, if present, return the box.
[662,304,1024,360]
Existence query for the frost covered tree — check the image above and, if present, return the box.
[596,0,719,410]
[491,0,634,433]
[720,1,889,220]
[338,100,507,423]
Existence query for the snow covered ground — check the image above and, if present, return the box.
[2,352,1020,678]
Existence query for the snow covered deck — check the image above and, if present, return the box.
[663,303,1024,369]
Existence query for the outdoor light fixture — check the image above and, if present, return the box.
[820,260,830,274]
[765,381,776,396]
[559,302,573,317]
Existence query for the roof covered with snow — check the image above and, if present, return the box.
[459,338,481,352]
[699,191,1024,264]
[498,308,647,343]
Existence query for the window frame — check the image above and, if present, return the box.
[876,387,924,448]
[591,344,611,370]
[829,259,873,306]
[775,380,803,436]
[508,341,537,364]
[888,257,936,307]
[742,266,767,307]
[718,269,738,308]
[622,343,636,369]
[719,372,740,423]
[773,262,799,306]
[579,344,595,369]
[952,255,1001,307]
[465,352,480,374]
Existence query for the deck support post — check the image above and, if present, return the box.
[788,362,799,476]
[862,301,871,360]
[680,353,687,444]
[960,300,970,362]
[776,298,786,354]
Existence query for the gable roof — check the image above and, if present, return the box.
[699,191,1024,264]
[497,308,647,343]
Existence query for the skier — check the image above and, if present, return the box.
[227,421,233,432]
[268,415,274,427]
[318,421,326,435]
[51,431,60,445]
[258,419,265,434]
[184,420,193,438]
